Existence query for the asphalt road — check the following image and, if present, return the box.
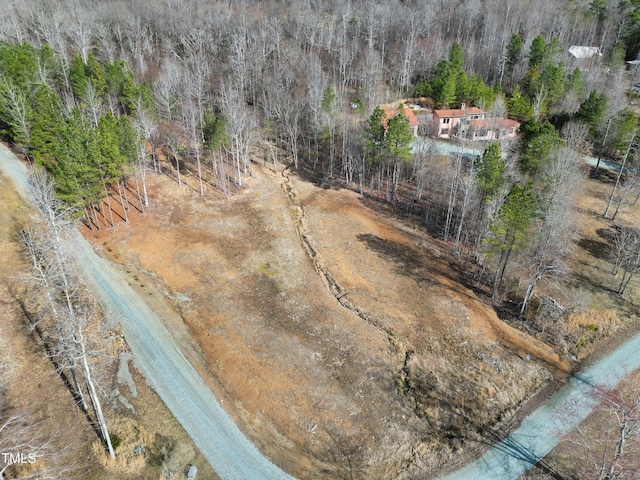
[0,143,295,480]
[414,137,623,172]
[438,328,640,479]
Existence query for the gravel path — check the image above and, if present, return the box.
[0,143,295,480]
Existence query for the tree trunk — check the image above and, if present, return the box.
[104,185,115,227]
[117,182,129,223]
[134,176,145,214]
[605,130,636,218]
[21,228,89,412]
[520,277,539,315]
[175,152,182,186]
[493,241,514,299]
[78,328,115,459]
[444,155,461,241]
[91,204,101,231]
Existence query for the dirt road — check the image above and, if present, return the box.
[0,143,295,480]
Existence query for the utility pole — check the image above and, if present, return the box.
[593,117,611,176]
[605,129,637,218]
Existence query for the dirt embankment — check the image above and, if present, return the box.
[89,162,567,479]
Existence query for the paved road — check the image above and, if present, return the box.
[415,137,623,172]
[439,329,640,479]
[0,143,295,480]
[413,137,486,158]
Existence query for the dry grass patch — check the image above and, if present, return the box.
[91,418,153,475]
[564,309,621,357]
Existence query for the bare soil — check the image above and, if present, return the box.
[83,161,574,479]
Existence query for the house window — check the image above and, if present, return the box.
[478,129,487,137]
[441,128,449,135]
[442,118,450,124]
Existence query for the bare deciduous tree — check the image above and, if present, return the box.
[262,66,304,169]
[181,100,204,196]
[520,147,581,315]
[560,120,591,154]
[454,168,478,256]
[609,226,640,295]
[21,170,115,460]
[220,83,258,184]
[153,60,182,122]
[561,375,640,480]
[605,130,638,218]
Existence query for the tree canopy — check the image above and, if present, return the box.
[477,141,506,201]
[519,117,563,174]
[0,42,144,208]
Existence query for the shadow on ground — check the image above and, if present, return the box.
[356,232,452,290]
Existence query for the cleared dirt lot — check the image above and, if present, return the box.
[82,160,574,479]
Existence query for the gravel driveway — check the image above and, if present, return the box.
[0,143,295,480]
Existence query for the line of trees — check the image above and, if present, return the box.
[0,42,146,227]
[0,0,636,187]
[20,170,115,461]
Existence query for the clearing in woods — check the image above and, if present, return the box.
[86,160,569,479]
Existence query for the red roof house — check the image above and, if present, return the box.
[383,106,420,136]
[432,103,486,138]
[469,117,520,141]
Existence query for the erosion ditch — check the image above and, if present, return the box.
[280,165,412,359]
[77,156,565,478]
[277,165,551,443]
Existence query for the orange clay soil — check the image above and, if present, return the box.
[84,162,569,479]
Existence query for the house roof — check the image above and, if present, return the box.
[470,117,519,131]
[383,107,420,127]
[569,46,601,59]
[434,107,485,118]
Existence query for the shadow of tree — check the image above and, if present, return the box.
[588,167,619,184]
[355,233,443,288]
[478,427,568,480]
[575,236,610,260]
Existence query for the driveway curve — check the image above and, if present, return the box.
[0,143,295,480]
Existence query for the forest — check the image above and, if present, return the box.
[2,0,640,478]
[0,0,639,316]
